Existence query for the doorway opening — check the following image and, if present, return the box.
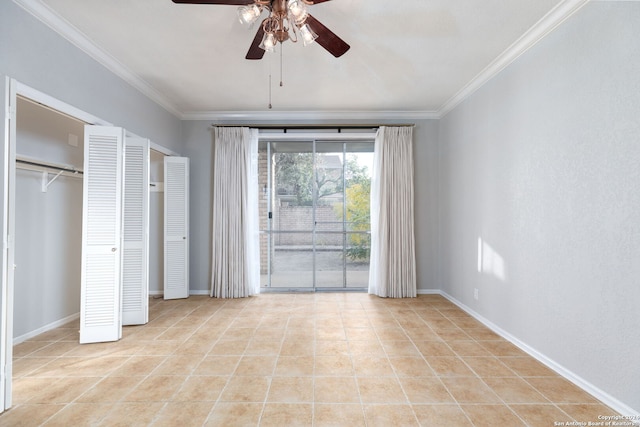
[259,139,374,291]
[2,79,179,411]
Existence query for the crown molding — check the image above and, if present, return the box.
[181,110,440,122]
[438,0,590,118]
[12,0,438,123]
[13,0,589,123]
[12,0,183,118]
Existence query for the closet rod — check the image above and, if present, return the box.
[16,158,83,175]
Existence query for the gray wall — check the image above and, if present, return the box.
[182,119,440,294]
[0,1,182,338]
[438,1,640,412]
[414,120,439,291]
[3,0,637,414]
[0,1,183,152]
[181,121,215,294]
[14,98,84,339]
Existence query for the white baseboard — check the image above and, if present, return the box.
[434,290,639,420]
[149,290,210,297]
[417,289,443,295]
[13,312,79,345]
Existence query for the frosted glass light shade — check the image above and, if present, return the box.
[298,23,318,46]
[238,4,262,26]
[260,32,277,52]
[287,0,308,24]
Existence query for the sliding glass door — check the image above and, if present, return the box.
[259,139,373,291]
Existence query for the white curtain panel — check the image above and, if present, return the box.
[211,127,260,298]
[368,126,417,298]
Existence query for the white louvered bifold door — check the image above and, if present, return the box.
[122,138,149,325]
[80,126,124,344]
[164,157,189,300]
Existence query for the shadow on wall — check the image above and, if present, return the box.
[478,237,508,282]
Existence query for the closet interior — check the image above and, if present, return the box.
[13,96,171,345]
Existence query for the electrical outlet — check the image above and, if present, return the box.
[474,288,479,300]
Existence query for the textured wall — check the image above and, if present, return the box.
[0,1,182,152]
[180,121,215,293]
[14,98,84,338]
[438,1,640,412]
[0,1,184,337]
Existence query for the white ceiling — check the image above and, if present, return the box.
[20,0,586,119]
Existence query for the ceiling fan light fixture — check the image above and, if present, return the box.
[298,23,318,46]
[259,31,277,52]
[238,4,262,26]
[287,0,308,25]
[173,0,351,108]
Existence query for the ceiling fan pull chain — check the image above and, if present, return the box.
[269,73,273,109]
[280,42,284,87]
[268,50,273,109]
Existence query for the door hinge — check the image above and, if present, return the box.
[6,106,16,122]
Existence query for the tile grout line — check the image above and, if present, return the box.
[410,304,475,427]
[6,294,624,427]
[435,304,568,426]
[100,299,223,426]
[432,304,529,427]
[202,299,265,426]
[346,299,368,427]
[255,305,285,426]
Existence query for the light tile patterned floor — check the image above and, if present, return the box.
[2,294,619,426]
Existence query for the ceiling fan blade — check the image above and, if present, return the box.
[305,14,350,58]
[246,22,266,60]
[172,0,254,5]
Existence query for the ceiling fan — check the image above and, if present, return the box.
[172,0,350,60]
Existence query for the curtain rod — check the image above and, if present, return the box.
[211,124,415,131]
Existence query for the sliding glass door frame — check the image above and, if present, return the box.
[259,131,375,292]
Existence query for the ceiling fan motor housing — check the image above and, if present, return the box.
[275,29,289,42]
[171,0,350,59]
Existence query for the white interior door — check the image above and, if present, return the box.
[164,157,189,299]
[80,125,124,344]
[122,137,149,325]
